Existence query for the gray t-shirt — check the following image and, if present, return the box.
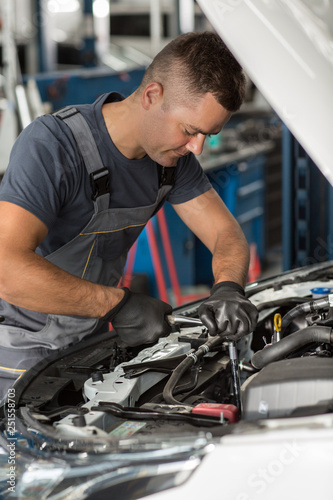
[0,92,212,257]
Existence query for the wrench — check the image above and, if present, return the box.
[166,314,204,327]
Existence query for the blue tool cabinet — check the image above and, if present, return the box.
[31,67,146,110]
[282,127,333,271]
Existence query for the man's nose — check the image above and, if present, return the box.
[186,134,206,155]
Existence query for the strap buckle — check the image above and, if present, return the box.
[158,165,176,188]
[90,168,110,200]
[53,107,79,120]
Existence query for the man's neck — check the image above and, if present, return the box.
[102,97,146,160]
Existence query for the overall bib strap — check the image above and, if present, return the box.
[53,107,110,212]
[153,164,177,215]
[158,164,177,188]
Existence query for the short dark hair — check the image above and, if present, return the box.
[139,31,246,112]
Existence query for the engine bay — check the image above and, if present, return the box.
[5,262,333,448]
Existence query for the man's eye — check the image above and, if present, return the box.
[185,130,211,138]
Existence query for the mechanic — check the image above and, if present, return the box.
[0,31,257,399]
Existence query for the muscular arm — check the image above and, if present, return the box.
[0,201,124,317]
[172,188,250,287]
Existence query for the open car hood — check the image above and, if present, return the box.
[197,0,333,185]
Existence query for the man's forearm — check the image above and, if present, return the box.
[211,230,250,288]
[0,250,124,317]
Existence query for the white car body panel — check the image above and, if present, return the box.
[197,0,333,185]
[147,418,333,499]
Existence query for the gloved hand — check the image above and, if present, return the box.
[198,281,258,342]
[104,288,172,347]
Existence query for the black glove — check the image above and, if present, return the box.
[198,281,258,342]
[104,288,172,347]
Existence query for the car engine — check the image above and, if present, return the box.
[6,262,333,445]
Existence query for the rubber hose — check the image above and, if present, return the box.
[163,335,224,406]
[173,367,199,396]
[257,296,313,313]
[163,355,195,405]
[251,326,333,370]
[281,297,329,333]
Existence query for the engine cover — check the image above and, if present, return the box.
[242,357,333,420]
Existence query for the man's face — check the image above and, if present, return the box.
[140,92,231,167]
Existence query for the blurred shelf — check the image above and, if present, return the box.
[109,2,175,15]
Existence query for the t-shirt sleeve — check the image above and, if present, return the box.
[166,152,212,204]
[0,116,79,230]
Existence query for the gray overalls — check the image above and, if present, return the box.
[0,107,175,399]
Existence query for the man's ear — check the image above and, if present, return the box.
[141,82,164,110]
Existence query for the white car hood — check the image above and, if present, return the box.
[197,0,333,185]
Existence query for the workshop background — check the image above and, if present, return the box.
[0,0,332,305]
